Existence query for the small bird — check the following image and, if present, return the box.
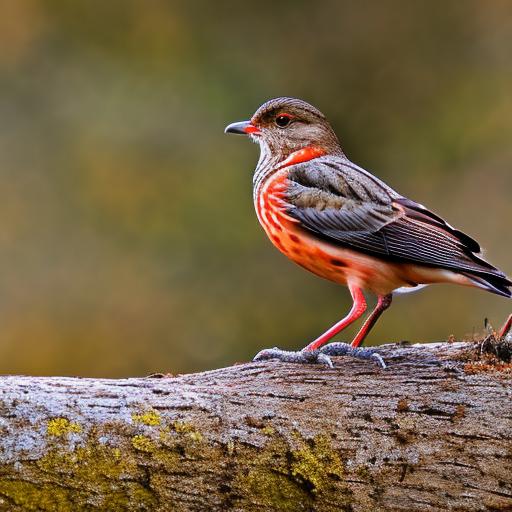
[225,98,511,368]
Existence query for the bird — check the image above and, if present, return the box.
[225,97,511,368]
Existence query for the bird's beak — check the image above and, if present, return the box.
[224,120,261,135]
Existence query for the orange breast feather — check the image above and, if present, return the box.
[255,171,352,285]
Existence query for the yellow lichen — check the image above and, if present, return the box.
[291,434,344,493]
[188,431,203,442]
[172,420,203,441]
[158,425,171,443]
[131,409,161,426]
[262,425,275,436]
[234,433,349,510]
[38,443,137,481]
[172,420,195,433]
[0,480,74,512]
[131,434,155,453]
[47,418,82,437]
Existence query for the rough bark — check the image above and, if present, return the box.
[0,341,511,512]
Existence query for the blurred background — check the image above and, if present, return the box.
[0,0,510,377]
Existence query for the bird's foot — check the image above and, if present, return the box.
[320,342,386,369]
[253,343,386,369]
[253,347,334,368]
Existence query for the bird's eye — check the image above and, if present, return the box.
[275,114,292,128]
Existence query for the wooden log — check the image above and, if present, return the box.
[0,341,511,511]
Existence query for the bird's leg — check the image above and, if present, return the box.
[351,293,393,348]
[303,284,367,351]
[499,313,512,339]
[253,284,368,367]
[318,294,393,369]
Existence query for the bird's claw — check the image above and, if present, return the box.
[253,347,334,368]
[253,343,386,369]
[320,342,386,369]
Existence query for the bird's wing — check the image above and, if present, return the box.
[285,157,502,277]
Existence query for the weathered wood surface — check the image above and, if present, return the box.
[0,341,511,512]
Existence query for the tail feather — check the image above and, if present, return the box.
[464,271,512,298]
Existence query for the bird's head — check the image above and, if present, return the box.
[225,97,343,166]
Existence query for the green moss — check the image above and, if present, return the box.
[234,432,349,510]
[47,418,81,437]
[244,465,311,511]
[0,480,156,512]
[291,434,344,493]
[132,409,161,426]
[131,434,155,453]
[0,433,156,511]
[237,436,308,510]
[0,417,351,510]
[37,441,139,482]
[0,480,74,512]
[152,446,180,468]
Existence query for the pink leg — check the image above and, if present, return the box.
[303,283,367,352]
[499,313,512,338]
[350,294,393,348]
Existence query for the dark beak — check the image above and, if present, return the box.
[224,120,260,135]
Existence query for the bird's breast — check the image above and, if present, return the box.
[255,170,297,249]
[254,170,350,284]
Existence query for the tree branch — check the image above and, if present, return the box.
[0,341,511,511]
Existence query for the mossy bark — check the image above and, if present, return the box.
[0,341,511,511]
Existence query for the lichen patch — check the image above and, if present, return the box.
[47,418,82,437]
[131,409,161,426]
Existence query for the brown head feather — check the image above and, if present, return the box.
[249,97,344,166]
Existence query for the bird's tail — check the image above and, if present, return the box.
[463,270,512,298]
